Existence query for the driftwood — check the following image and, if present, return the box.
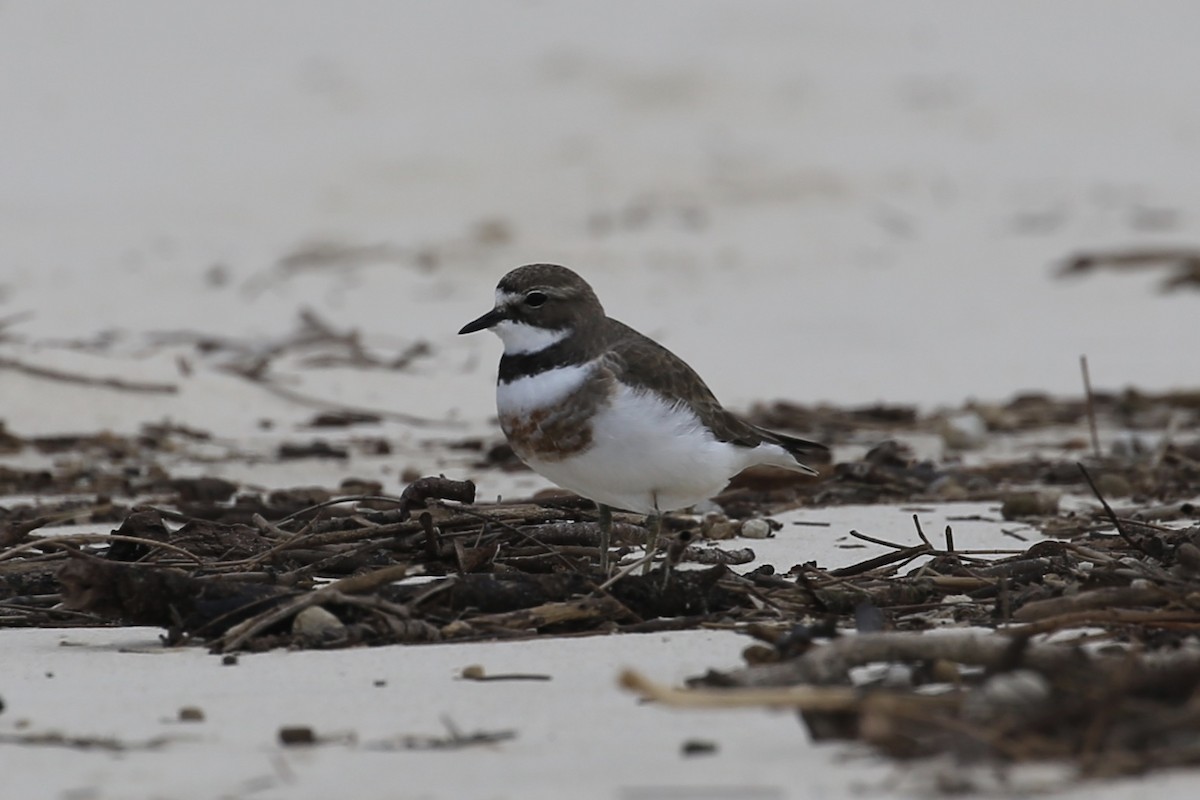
[30,479,763,649]
[5,468,1193,657]
[626,628,1200,776]
[57,553,292,633]
[2,411,1199,784]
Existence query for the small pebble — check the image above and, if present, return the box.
[681,739,718,756]
[279,726,316,746]
[292,606,346,641]
[461,664,487,680]
[741,644,777,665]
[1000,491,1060,520]
[880,664,915,689]
[740,518,771,539]
[700,512,736,540]
[178,706,205,722]
[221,654,238,666]
[441,620,471,638]
[1176,542,1200,573]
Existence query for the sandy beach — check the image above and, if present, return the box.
[3,2,1200,798]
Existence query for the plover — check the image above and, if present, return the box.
[459,263,828,570]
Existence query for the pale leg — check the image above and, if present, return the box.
[597,503,613,574]
[642,493,662,575]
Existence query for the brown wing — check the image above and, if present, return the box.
[601,319,827,462]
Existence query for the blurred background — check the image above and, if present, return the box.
[2,0,1198,436]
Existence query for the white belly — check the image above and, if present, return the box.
[520,383,791,514]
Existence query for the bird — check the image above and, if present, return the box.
[459,263,828,571]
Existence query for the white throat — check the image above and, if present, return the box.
[492,319,569,355]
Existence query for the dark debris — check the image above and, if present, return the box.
[2,389,1200,784]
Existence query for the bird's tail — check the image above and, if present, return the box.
[761,429,831,475]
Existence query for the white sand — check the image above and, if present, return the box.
[3,1,1200,797]
[2,1,1199,436]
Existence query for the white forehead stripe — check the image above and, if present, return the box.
[491,319,568,355]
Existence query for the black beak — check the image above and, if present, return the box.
[458,307,506,335]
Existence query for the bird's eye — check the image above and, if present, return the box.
[524,291,547,308]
